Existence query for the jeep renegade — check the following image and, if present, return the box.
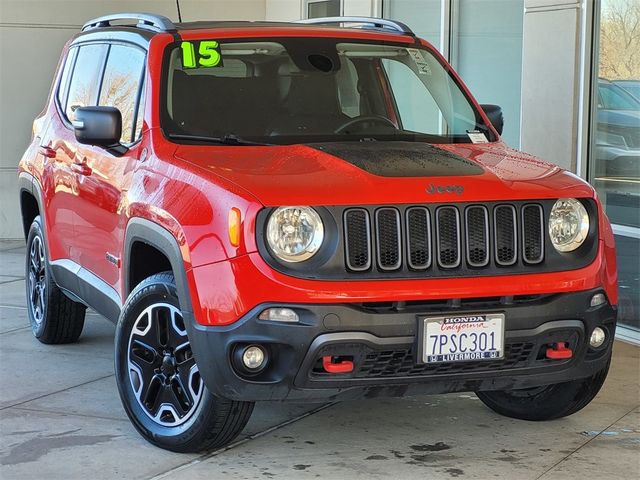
[18,13,618,452]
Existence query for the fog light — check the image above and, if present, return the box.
[590,327,606,348]
[232,344,269,377]
[590,293,607,307]
[242,346,266,370]
[258,308,299,322]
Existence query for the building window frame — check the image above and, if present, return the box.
[584,0,639,345]
[303,0,343,19]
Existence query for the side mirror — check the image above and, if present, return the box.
[480,104,504,136]
[73,106,122,148]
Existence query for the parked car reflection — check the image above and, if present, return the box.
[613,79,640,101]
[595,79,640,178]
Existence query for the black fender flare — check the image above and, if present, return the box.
[123,217,194,316]
[18,172,46,242]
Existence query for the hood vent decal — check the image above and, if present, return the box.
[307,141,484,177]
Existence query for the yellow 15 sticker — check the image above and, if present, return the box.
[180,41,222,69]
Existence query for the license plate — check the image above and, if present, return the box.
[421,313,504,364]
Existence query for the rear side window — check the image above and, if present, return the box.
[99,44,146,143]
[65,44,108,120]
[56,47,77,111]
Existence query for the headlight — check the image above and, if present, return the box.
[266,207,324,262]
[548,198,589,252]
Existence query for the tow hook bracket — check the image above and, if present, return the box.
[322,356,354,374]
[546,342,573,360]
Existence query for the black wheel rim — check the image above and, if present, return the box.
[28,235,46,325]
[127,303,204,426]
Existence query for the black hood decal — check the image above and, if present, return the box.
[307,141,484,177]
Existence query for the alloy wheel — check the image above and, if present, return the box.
[127,303,204,427]
[28,235,46,325]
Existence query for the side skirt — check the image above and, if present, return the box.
[50,259,121,323]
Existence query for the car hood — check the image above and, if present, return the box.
[174,141,594,206]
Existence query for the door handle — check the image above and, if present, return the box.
[71,161,92,176]
[39,146,57,158]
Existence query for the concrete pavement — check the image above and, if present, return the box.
[0,241,638,479]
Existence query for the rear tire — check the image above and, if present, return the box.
[115,272,254,453]
[25,216,86,344]
[476,357,611,421]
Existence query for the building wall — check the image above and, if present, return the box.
[0,0,265,240]
[520,0,585,171]
[266,0,302,20]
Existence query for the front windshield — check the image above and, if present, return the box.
[162,38,494,144]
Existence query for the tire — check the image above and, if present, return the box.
[114,272,254,453]
[476,358,611,421]
[25,216,86,344]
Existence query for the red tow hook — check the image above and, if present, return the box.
[322,356,354,374]
[546,342,573,360]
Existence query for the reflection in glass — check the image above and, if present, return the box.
[591,0,640,331]
[99,45,145,144]
[65,44,107,119]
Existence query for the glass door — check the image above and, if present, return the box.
[590,0,640,341]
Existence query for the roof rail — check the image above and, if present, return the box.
[295,16,414,36]
[82,13,176,33]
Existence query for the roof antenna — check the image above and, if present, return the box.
[176,0,183,22]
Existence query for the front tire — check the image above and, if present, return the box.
[25,216,86,344]
[115,272,254,452]
[476,357,611,421]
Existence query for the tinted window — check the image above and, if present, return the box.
[56,47,77,112]
[65,44,108,120]
[163,40,492,144]
[99,45,146,143]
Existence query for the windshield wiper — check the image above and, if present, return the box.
[168,133,272,146]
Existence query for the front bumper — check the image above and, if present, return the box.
[186,288,616,402]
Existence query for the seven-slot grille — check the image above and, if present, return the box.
[343,203,545,273]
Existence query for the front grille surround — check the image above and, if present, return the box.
[435,206,462,268]
[465,205,490,267]
[494,204,517,266]
[255,199,598,280]
[375,208,402,271]
[344,208,371,271]
[521,204,545,264]
[406,207,431,270]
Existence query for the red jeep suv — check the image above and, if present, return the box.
[18,13,618,452]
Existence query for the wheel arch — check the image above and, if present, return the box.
[124,218,195,316]
[18,173,44,242]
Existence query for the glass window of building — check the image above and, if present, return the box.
[305,0,341,18]
[590,0,640,335]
